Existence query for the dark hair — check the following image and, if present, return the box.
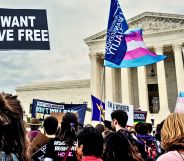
[102,132,143,161]
[43,116,58,135]
[57,112,78,145]
[103,120,112,130]
[95,124,105,134]
[77,126,103,157]
[155,120,165,141]
[135,122,148,135]
[0,93,29,161]
[145,123,153,133]
[30,125,40,130]
[111,110,128,128]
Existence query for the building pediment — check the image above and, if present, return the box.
[128,12,184,32]
[85,12,184,44]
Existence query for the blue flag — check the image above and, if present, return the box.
[91,95,105,121]
[105,0,129,65]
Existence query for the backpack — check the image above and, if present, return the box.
[137,135,159,160]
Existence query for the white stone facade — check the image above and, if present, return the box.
[84,12,184,125]
[16,79,92,124]
[16,12,184,126]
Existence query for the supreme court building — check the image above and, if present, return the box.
[16,12,184,125]
[84,12,184,124]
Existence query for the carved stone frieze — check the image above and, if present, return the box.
[129,16,184,31]
[86,13,184,42]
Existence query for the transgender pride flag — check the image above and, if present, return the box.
[104,28,167,68]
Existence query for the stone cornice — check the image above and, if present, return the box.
[143,28,184,38]
[16,79,90,92]
[127,12,184,24]
[84,12,184,44]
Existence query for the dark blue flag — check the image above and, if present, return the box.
[105,0,129,65]
[91,95,105,121]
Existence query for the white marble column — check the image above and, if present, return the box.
[173,43,184,92]
[105,67,115,101]
[121,68,132,104]
[90,53,101,98]
[155,46,170,120]
[137,66,149,112]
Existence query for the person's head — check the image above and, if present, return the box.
[29,118,41,130]
[155,120,165,141]
[111,110,128,131]
[161,113,184,151]
[43,116,58,135]
[145,123,153,134]
[102,129,112,139]
[103,120,113,130]
[102,132,143,161]
[77,126,103,158]
[0,93,29,160]
[95,124,105,134]
[57,112,78,144]
[135,122,148,135]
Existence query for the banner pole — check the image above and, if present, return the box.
[99,65,105,123]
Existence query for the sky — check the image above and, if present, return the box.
[0,0,184,93]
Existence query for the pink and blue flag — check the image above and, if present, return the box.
[104,28,167,68]
[105,0,129,65]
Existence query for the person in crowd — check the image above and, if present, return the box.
[43,116,58,138]
[154,120,165,160]
[146,123,153,135]
[111,110,128,132]
[135,122,157,160]
[0,92,29,160]
[76,126,103,161]
[155,120,165,142]
[27,118,42,142]
[29,116,58,156]
[102,132,144,161]
[111,110,149,160]
[102,129,112,139]
[44,112,78,161]
[157,113,184,161]
[103,120,113,131]
[95,124,105,134]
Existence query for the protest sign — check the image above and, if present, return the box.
[29,133,50,156]
[134,111,147,124]
[31,144,47,161]
[105,99,134,126]
[0,8,50,50]
[31,99,87,124]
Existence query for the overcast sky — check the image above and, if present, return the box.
[0,0,184,93]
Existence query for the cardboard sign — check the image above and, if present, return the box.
[29,132,50,155]
[0,8,50,50]
[105,99,134,126]
[31,144,47,161]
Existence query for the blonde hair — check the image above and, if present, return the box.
[161,113,184,151]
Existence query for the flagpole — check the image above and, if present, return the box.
[99,65,105,123]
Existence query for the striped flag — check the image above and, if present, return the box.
[104,28,167,68]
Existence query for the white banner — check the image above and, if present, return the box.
[105,99,134,126]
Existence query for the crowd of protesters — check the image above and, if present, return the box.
[0,92,184,161]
